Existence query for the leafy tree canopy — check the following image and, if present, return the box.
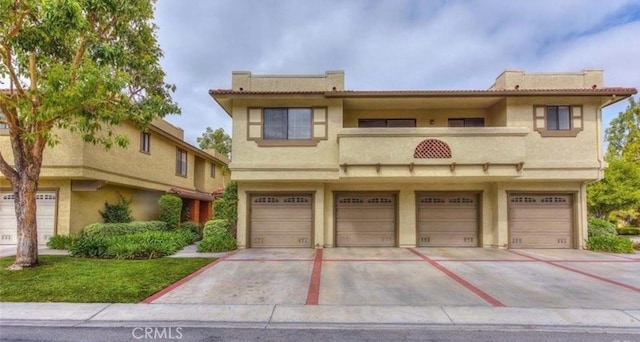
[606,97,639,163]
[197,127,231,158]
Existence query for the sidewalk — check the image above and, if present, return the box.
[1,302,639,330]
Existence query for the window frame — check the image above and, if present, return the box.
[140,132,151,154]
[210,162,216,178]
[533,105,583,138]
[447,118,485,127]
[0,111,8,130]
[176,148,188,177]
[262,107,313,140]
[358,118,417,128]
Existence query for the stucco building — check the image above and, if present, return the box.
[211,69,636,249]
[0,118,229,245]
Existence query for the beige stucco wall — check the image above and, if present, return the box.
[230,98,342,180]
[69,184,164,234]
[490,69,604,90]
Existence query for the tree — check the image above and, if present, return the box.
[587,159,640,219]
[0,0,179,269]
[588,97,640,219]
[197,127,231,158]
[606,97,640,163]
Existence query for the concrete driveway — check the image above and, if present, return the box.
[150,248,640,310]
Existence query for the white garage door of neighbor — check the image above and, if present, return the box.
[0,192,56,245]
[250,194,313,248]
[509,193,573,249]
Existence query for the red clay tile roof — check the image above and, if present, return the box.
[209,87,637,97]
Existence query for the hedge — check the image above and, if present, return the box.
[69,230,198,259]
[587,217,617,238]
[82,221,168,238]
[586,235,635,254]
[198,219,237,253]
[158,194,182,230]
[616,227,640,236]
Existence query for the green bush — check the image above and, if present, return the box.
[158,194,182,230]
[213,181,237,225]
[198,219,236,253]
[587,217,617,238]
[616,227,640,235]
[70,230,197,259]
[586,235,635,254]
[180,221,203,241]
[99,195,133,223]
[46,234,80,250]
[202,219,230,237]
[82,221,168,238]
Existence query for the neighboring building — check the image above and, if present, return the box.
[0,117,230,245]
[211,70,636,250]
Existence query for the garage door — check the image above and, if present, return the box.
[417,192,478,247]
[508,194,572,249]
[336,193,396,247]
[0,192,56,245]
[249,194,312,248]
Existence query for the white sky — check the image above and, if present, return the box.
[154,0,640,145]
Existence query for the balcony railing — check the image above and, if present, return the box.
[337,127,529,177]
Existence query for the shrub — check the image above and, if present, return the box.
[70,230,197,259]
[99,195,133,223]
[213,181,237,225]
[180,221,203,241]
[586,235,635,254]
[587,217,617,238]
[82,221,168,238]
[616,227,640,235]
[203,219,230,237]
[158,194,182,230]
[635,241,640,250]
[46,234,80,250]
[69,235,111,258]
[198,219,237,253]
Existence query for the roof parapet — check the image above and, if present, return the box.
[232,70,344,92]
[489,69,604,90]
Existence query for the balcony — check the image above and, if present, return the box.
[337,127,529,179]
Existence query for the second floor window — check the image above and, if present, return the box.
[176,148,187,177]
[263,108,312,139]
[210,162,216,178]
[448,118,485,127]
[546,106,571,130]
[140,132,151,153]
[358,119,416,127]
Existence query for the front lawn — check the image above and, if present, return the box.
[0,256,213,303]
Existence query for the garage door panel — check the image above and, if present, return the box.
[1,192,55,245]
[250,194,312,248]
[336,194,396,247]
[417,193,478,247]
[509,194,572,249]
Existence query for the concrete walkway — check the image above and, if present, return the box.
[1,302,639,330]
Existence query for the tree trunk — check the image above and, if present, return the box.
[9,175,39,269]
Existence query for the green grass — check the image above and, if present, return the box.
[0,255,213,303]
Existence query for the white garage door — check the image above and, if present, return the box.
[0,192,57,245]
[250,194,312,248]
[508,193,573,249]
[336,193,396,247]
[417,192,479,247]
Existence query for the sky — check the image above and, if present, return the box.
[153,0,640,145]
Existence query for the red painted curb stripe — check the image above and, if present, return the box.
[509,250,640,293]
[224,258,314,262]
[141,250,238,304]
[322,258,422,262]
[408,248,505,307]
[305,249,323,305]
